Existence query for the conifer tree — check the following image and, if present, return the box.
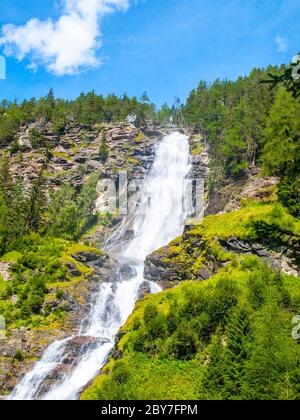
[26,166,46,231]
[99,131,109,162]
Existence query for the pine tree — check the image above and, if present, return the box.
[221,306,252,399]
[262,88,300,216]
[77,174,99,226]
[26,166,46,231]
[262,88,300,175]
[0,158,27,254]
[0,156,14,202]
[0,190,9,255]
[99,132,109,162]
[241,276,299,400]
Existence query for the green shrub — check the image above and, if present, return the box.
[83,259,300,401]
[29,128,46,149]
[10,140,20,155]
[278,170,300,218]
[56,289,64,300]
[14,349,25,362]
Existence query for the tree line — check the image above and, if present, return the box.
[0,89,155,146]
[182,61,300,217]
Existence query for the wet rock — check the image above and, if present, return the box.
[142,129,164,139]
[63,336,109,362]
[64,261,82,277]
[144,250,184,287]
[137,281,152,300]
[120,264,137,281]
[72,251,106,264]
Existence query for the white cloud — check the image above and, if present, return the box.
[275,36,288,53]
[0,0,130,75]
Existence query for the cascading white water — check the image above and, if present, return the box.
[8,132,192,400]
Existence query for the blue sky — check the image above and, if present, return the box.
[0,0,299,106]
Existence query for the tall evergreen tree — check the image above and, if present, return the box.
[99,131,109,162]
[26,166,46,231]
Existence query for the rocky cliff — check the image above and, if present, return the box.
[2,122,163,191]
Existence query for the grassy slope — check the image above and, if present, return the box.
[82,203,300,401]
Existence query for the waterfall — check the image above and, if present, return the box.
[8,132,192,400]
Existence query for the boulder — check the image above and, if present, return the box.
[64,261,82,277]
[137,281,152,300]
[119,264,137,281]
[74,155,89,164]
[0,262,12,282]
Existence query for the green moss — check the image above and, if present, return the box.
[189,202,299,240]
[0,251,22,263]
[66,243,104,256]
[191,145,203,156]
[134,132,145,143]
[53,151,72,161]
[128,157,140,165]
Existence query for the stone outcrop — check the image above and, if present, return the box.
[3,122,164,193]
[144,218,300,288]
[222,237,300,277]
[206,172,278,216]
[0,262,12,282]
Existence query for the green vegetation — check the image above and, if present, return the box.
[0,234,100,328]
[182,62,300,217]
[0,58,299,399]
[0,156,101,256]
[99,131,109,162]
[261,88,300,217]
[183,67,281,180]
[82,201,300,401]
[82,257,300,401]
[0,157,105,328]
[0,89,155,147]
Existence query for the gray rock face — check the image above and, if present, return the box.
[137,281,152,300]
[222,237,300,277]
[0,262,12,281]
[206,174,278,216]
[6,122,162,195]
[144,253,184,287]
[36,335,111,397]
[119,264,137,281]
